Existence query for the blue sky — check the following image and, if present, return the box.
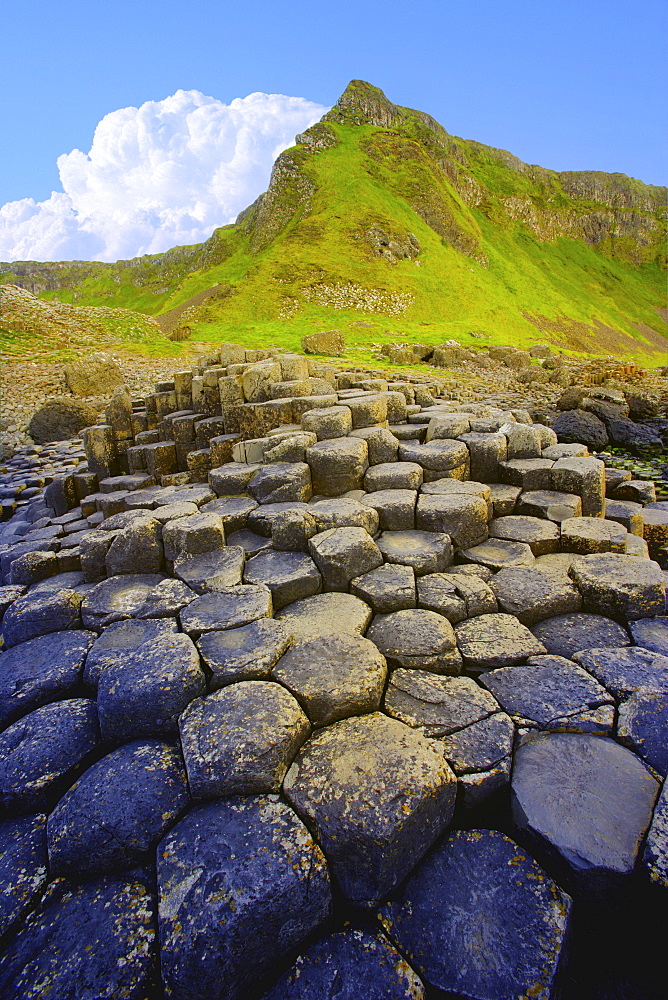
[1,0,665,261]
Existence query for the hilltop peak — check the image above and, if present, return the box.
[324,79,399,127]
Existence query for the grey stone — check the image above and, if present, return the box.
[248,462,312,504]
[276,592,372,640]
[628,616,668,656]
[643,777,668,887]
[243,549,321,609]
[517,489,582,522]
[439,712,515,774]
[364,462,423,491]
[133,577,198,619]
[500,458,555,492]
[455,613,547,671]
[379,829,571,1000]
[309,526,382,590]
[179,682,309,796]
[530,612,630,659]
[209,462,261,496]
[351,562,416,613]
[306,438,368,496]
[163,512,225,562]
[490,566,582,626]
[308,497,379,534]
[284,713,456,907]
[458,431,507,482]
[97,630,205,741]
[512,732,660,890]
[368,609,461,674]
[489,514,559,555]
[179,584,273,637]
[198,618,292,687]
[29,399,99,444]
[349,426,400,464]
[416,494,488,550]
[617,690,668,774]
[459,537,535,570]
[272,633,387,726]
[0,813,48,939]
[481,655,614,732]
[105,516,163,575]
[174,546,246,593]
[551,456,606,518]
[604,498,644,536]
[301,405,352,440]
[569,553,665,619]
[377,529,453,575]
[47,740,188,877]
[83,617,179,687]
[158,797,331,1000]
[81,574,165,628]
[360,489,417,530]
[384,669,499,735]
[561,516,627,554]
[248,501,311,537]
[573,645,668,698]
[270,509,317,551]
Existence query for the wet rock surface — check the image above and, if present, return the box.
[1,356,667,997]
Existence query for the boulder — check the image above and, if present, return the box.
[379,829,571,999]
[64,352,124,396]
[301,329,345,354]
[2,587,82,647]
[309,526,383,591]
[569,553,665,619]
[29,399,99,444]
[552,409,608,449]
[283,713,456,907]
[157,798,331,1000]
[306,438,368,496]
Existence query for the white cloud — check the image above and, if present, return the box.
[0,89,328,263]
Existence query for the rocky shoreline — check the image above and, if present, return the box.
[0,343,667,999]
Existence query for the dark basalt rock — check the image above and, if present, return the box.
[0,813,48,938]
[0,873,156,1000]
[97,631,205,742]
[530,612,630,659]
[0,698,100,815]
[2,587,82,648]
[511,731,660,892]
[81,573,166,629]
[199,618,293,687]
[157,797,331,1000]
[243,548,322,609]
[262,929,425,1000]
[0,629,96,728]
[572,645,668,698]
[83,617,179,688]
[617,690,668,775]
[380,829,571,999]
[179,584,273,637]
[47,740,189,877]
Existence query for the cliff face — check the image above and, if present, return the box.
[1,80,665,360]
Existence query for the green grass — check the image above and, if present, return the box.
[4,81,666,366]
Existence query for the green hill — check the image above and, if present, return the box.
[2,80,666,364]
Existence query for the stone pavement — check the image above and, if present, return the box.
[0,345,667,999]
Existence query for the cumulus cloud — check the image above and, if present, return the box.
[0,89,328,263]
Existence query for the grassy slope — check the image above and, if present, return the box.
[3,86,666,366]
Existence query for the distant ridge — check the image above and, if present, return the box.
[2,81,666,361]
